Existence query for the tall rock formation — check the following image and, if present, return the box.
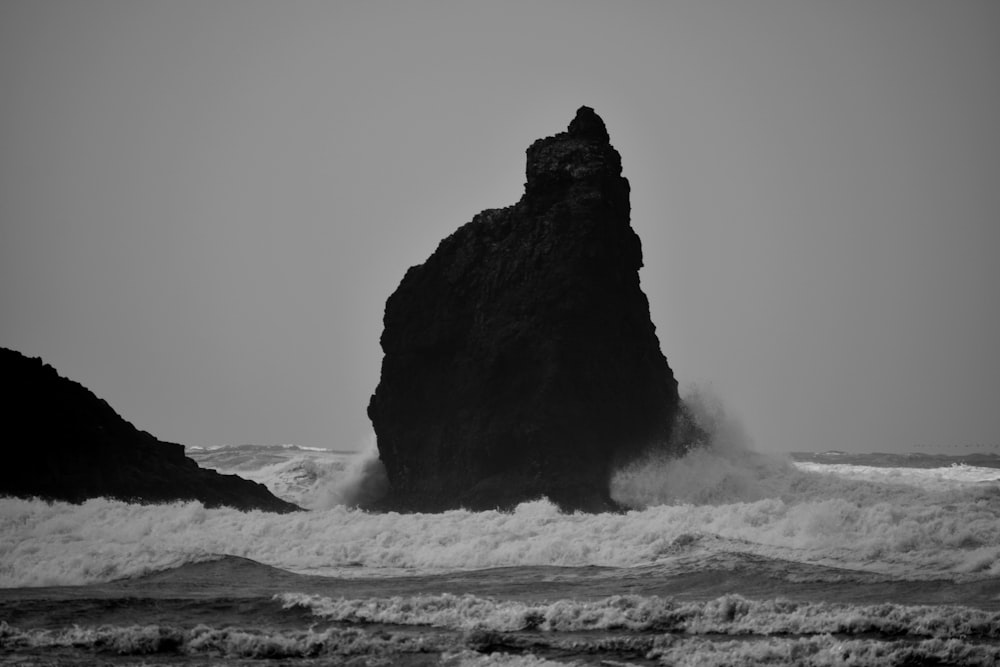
[368,107,684,512]
[0,347,299,512]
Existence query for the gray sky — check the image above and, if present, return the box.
[2,1,998,454]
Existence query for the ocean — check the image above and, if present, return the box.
[2,434,999,666]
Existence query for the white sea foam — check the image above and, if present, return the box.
[2,465,998,588]
[0,620,444,660]
[793,461,1000,486]
[443,652,570,667]
[189,439,387,509]
[646,635,1000,667]
[281,444,336,452]
[311,437,389,509]
[0,620,580,666]
[220,455,350,509]
[2,390,998,588]
[279,591,1000,638]
[604,451,1000,580]
[4,618,998,667]
[611,387,999,506]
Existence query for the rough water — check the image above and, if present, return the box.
[3,420,999,665]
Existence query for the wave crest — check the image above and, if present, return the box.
[279,591,1000,638]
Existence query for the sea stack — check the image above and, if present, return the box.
[368,107,683,512]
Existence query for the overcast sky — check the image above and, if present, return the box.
[2,1,998,454]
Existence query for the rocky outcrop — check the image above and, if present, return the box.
[0,347,299,512]
[368,107,689,512]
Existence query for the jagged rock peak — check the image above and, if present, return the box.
[524,106,625,203]
[567,105,610,142]
[367,107,683,513]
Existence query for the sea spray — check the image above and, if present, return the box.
[315,436,389,509]
[611,386,794,507]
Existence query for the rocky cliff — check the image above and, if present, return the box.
[368,107,689,512]
[0,347,299,512]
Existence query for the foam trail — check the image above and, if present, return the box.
[279,591,1000,637]
[3,618,995,666]
[0,621,447,661]
[646,636,1000,667]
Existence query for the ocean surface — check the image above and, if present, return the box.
[3,431,999,666]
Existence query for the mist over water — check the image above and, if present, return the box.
[311,437,388,510]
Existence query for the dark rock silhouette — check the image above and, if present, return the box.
[368,106,688,512]
[0,347,299,512]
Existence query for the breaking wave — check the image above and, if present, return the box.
[2,389,997,589]
[312,437,389,509]
[3,624,997,667]
[5,595,999,667]
[611,388,792,507]
[2,465,998,588]
[186,440,388,510]
[646,636,1000,667]
[279,591,1000,638]
[0,620,446,662]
